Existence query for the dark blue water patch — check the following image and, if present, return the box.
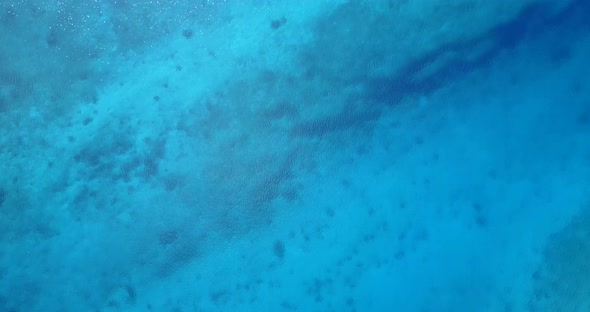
[0,187,5,207]
[577,110,590,126]
[366,0,590,106]
[0,97,8,112]
[494,0,590,49]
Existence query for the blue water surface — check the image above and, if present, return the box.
[0,0,589,311]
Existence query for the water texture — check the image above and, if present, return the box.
[0,0,589,311]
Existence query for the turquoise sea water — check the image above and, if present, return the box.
[1,1,589,311]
